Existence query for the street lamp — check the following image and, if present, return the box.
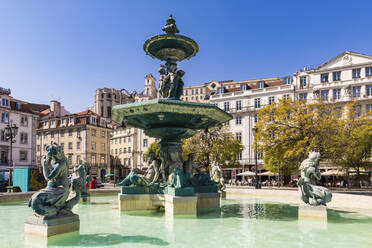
[4,121,19,186]
[252,127,259,189]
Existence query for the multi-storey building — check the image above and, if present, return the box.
[37,100,112,178]
[0,88,40,175]
[92,74,157,120]
[92,74,158,178]
[294,51,372,113]
[209,77,294,176]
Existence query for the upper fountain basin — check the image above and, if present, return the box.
[143,34,199,62]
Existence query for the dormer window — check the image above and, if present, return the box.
[2,98,9,107]
[240,84,247,91]
[300,76,307,88]
[44,121,48,127]
[16,103,22,110]
[258,81,265,89]
[91,116,97,124]
[217,87,225,94]
[100,119,105,126]
[51,120,56,126]
[283,77,291,85]
[69,117,74,123]
[62,118,66,125]
[321,73,329,83]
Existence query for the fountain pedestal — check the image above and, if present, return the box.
[24,214,79,237]
[165,194,197,216]
[298,204,327,221]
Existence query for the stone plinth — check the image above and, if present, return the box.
[24,214,79,237]
[118,193,164,211]
[298,204,327,221]
[165,186,195,196]
[196,192,220,211]
[164,194,197,216]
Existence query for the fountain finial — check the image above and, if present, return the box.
[162,14,180,34]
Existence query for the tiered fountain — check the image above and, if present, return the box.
[112,15,232,216]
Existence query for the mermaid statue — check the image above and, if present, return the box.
[298,151,332,206]
[28,142,87,218]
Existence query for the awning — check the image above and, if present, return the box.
[237,171,256,176]
[258,171,277,176]
[322,170,345,176]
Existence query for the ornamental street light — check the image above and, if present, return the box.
[4,121,19,186]
[252,127,259,189]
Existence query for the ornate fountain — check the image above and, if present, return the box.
[112,15,232,215]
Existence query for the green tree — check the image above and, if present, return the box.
[182,126,243,170]
[145,141,160,160]
[254,99,339,175]
[328,103,372,177]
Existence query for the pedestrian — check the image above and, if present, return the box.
[90,176,97,189]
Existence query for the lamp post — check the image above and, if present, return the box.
[4,121,19,187]
[253,127,259,189]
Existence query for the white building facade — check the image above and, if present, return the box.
[0,88,38,174]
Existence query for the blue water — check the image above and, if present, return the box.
[1,194,372,248]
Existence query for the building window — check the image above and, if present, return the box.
[69,117,74,123]
[366,67,372,77]
[20,132,28,144]
[77,128,81,137]
[92,129,96,137]
[68,142,73,150]
[60,143,64,150]
[217,87,225,94]
[68,129,73,137]
[91,154,96,164]
[236,100,242,111]
[258,81,265,89]
[254,98,261,109]
[237,152,242,160]
[2,98,9,107]
[333,89,341,100]
[254,114,258,123]
[321,90,329,101]
[20,151,27,161]
[61,118,66,125]
[300,76,307,88]
[224,102,230,111]
[101,131,105,138]
[20,116,28,127]
[268,96,275,105]
[100,155,105,164]
[60,129,64,137]
[124,147,127,153]
[77,155,81,164]
[101,143,105,152]
[240,84,247,91]
[299,93,307,100]
[91,141,96,151]
[51,131,54,138]
[367,104,372,113]
[352,68,361,78]
[321,73,329,83]
[51,120,56,126]
[333,71,341,81]
[143,139,148,147]
[235,132,242,142]
[283,94,290,100]
[283,77,291,85]
[191,89,194,95]
[128,158,131,166]
[353,86,361,98]
[235,116,242,125]
[196,96,198,101]
[1,113,9,123]
[77,141,81,150]
[354,105,362,117]
[366,85,372,96]
[196,89,199,94]
[68,155,72,164]
[224,120,230,126]
[128,147,131,153]
[128,136,131,142]
[200,88,203,94]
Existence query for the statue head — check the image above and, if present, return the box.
[46,142,64,160]
[158,65,166,75]
[177,70,185,78]
[308,151,320,162]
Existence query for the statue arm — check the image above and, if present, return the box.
[44,161,63,180]
[149,162,160,186]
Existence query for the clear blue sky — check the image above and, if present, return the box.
[1,0,372,112]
